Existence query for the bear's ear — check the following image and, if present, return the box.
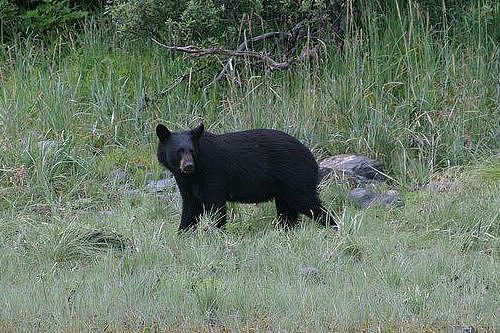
[156,124,171,142]
[190,123,204,140]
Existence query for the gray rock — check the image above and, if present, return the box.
[146,177,176,193]
[319,154,385,184]
[114,175,179,199]
[122,188,141,196]
[447,326,476,333]
[348,188,404,208]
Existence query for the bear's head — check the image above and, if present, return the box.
[156,123,204,175]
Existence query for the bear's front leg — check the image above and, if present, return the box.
[179,199,203,231]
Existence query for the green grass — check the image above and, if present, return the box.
[0,2,499,331]
[0,168,498,331]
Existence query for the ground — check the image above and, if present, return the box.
[0,160,498,332]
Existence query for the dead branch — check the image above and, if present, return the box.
[151,18,328,86]
[152,38,294,71]
[213,31,293,83]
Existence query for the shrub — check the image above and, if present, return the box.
[0,0,92,41]
[107,0,497,48]
[20,0,87,34]
[106,0,343,46]
[0,0,20,40]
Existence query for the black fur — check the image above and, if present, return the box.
[156,123,336,232]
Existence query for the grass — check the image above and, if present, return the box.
[0,167,498,331]
[0,1,499,331]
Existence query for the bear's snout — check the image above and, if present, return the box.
[180,153,195,174]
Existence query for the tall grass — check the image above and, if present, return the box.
[1,5,497,200]
[0,2,498,331]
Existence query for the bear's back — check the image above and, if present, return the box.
[215,128,308,148]
[198,129,319,190]
[207,129,315,163]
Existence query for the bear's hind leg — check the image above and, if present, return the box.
[275,198,298,229]
[303,199,338,229]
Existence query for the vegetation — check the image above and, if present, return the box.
[0,0,98,41]
[0,0,498,331]
[107,0,342,45]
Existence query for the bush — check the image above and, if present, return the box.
[0,0,20,39]
[0,0,94,41]
[107,0,343,45]
[107,0,497,48]
[20,0,87,34]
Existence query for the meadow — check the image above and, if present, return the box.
[0,3,498,331]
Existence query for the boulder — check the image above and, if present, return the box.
[447,326,476,333]
[146,177,176,193]
[319,154,385,184]
[348,188,404,208]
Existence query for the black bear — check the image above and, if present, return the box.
[155,123,336,231]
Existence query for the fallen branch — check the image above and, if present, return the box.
[151,18,329,86]
[212,31,293,83]
[151,38,295,71]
